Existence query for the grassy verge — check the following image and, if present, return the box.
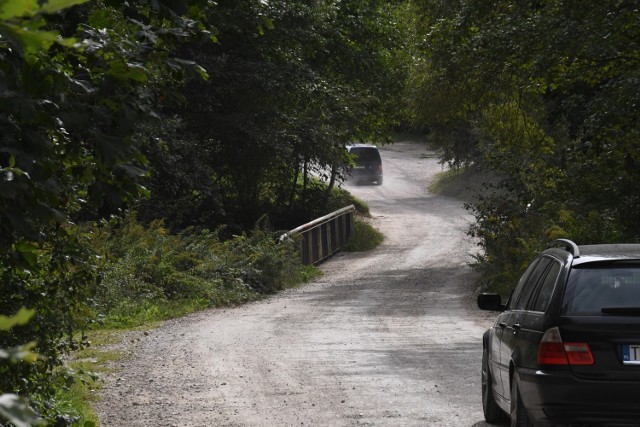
[428,165,499,204]
[59,185,368,425]
[56,220,323,425]
[329,180,383,252]
[344,218,384,252]
[328,181,384,252]
[429,165,518,296]
[49,331,124,426]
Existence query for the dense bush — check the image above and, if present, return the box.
[0,310,41,427]
[92,215,310,328]
[0,229,97,424]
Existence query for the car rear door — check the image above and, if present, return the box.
[501,256,560,400]
[494,258,543,399]
[510,259,563,369]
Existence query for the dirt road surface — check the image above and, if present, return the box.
[95,140,498,426]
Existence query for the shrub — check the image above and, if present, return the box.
[91,214,308,328]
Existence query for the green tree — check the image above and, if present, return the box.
[1,0,412,422]
[410,1,640,290]
[137,0,413,233]
[1,0,214,422]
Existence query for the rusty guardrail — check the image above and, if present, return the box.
[280,205,355,265]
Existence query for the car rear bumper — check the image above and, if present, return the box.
[349,169,381,177]
[516,367,640,426]
[347,170,382,183]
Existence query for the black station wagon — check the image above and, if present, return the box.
[478,239,640,426]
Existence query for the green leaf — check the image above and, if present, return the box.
[125,63,148,82]
[0,0,40,19]
[107,61,128,79]
[194,64,208,81]
[138,185,151,199]
[0,0,90,19]
[36,0,90,14]
[0,342,39,363]
[14,241,39,268]
[0,394,41,427]
[0,308,36,331]
[0,21,59,54]
[108,61,148,82]
[260,15,274,31]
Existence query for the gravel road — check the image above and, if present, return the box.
[95,140,498,426]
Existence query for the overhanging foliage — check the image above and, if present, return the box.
[410,0,640,292]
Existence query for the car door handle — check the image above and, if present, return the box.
[511,323,522,334]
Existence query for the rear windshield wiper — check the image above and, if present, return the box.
[601,307,640,316]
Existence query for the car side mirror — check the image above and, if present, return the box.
[477,293,505,311]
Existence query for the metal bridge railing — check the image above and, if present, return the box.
[280,205,355,265]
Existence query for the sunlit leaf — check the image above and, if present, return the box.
[37,0,90,14]
[0,22,59,54]
[0,0,89,19]
[108,61,148,82]
[126,63,148,82]
[0,309,36,331]
[194,64,208,81]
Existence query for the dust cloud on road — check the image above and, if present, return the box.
[95,140,497,426]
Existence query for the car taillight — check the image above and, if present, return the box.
[537,326,567,365]
[537,327,594,366]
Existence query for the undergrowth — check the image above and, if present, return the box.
[90,215,315,329]
[60,183,366,425]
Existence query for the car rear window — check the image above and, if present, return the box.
[562,264,640,315]
[349,147,381,163]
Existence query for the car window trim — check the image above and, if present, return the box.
[516,257,553,311]
[529,258,562,313]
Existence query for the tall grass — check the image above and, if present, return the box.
[344,218,384,252]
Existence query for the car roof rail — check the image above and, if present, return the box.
[547,238,580,257]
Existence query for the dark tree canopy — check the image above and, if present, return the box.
[410,0,640,290]
[0,0,218,422]
[136,0,412,233]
